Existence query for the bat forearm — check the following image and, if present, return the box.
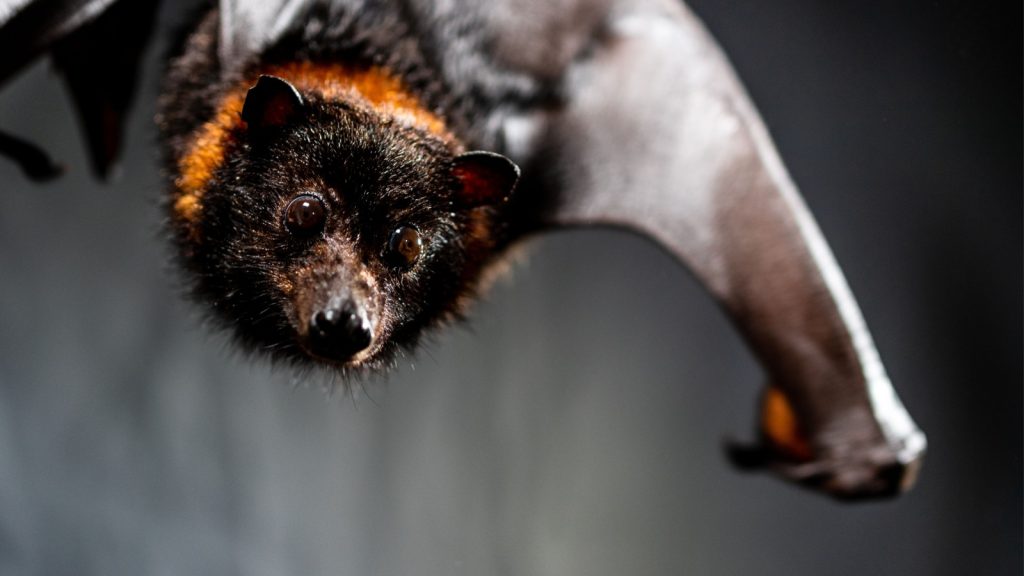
[704,118,926,497]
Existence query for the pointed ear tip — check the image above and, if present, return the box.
[452,151,521,205]
[251,73,292,87]
[247,75,273,94]
[456,150,520,179]
[494,154,520,183]
[507,156,522,179]
[241,75,304,128]
[246,75,302,101]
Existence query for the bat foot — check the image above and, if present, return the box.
[725,436,925,501]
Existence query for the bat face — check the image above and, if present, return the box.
[172,75,519,372]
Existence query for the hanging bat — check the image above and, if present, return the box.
[0,0,926,501]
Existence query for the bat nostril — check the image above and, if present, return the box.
[312,309,337,336]
[342,309,372,351]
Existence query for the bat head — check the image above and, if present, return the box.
[175,75,519,374]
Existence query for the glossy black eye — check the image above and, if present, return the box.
[284,195,326,236]
[386,226,422,268]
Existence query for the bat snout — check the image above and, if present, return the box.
[304,298,374,363]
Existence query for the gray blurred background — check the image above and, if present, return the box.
[0,1,1019,575]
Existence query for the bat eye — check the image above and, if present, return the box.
[386,226,422,269]
[284,194,326,236]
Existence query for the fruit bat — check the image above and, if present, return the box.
[0,0,926,501]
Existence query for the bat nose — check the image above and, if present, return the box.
[307,301,372,361]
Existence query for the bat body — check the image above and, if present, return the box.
[1,0,926,500]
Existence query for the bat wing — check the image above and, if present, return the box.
[501,0,926,500]
[218,0,315,76]
[0,0,116,83]
[0,0,306,178]
[0,0,157,179]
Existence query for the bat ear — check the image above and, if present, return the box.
[452,151,520,207]
[242,75,304,131]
